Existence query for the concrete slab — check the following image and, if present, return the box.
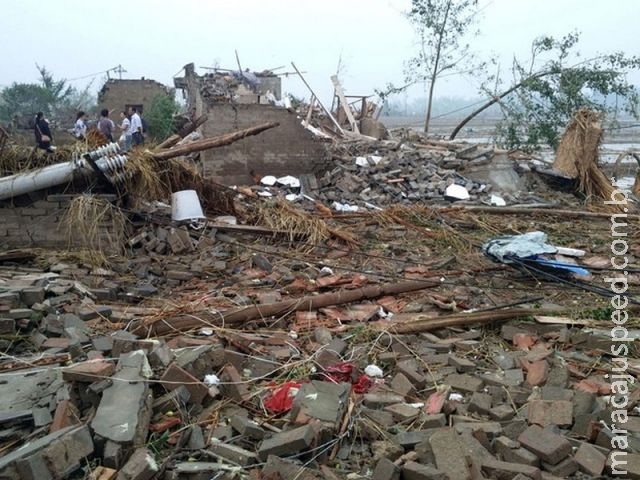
[91,350,152,446]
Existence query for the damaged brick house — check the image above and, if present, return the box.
[174,63,329,185]
[98,78,173,118]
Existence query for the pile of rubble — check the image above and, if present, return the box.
[248,135,553,211]
[0,106,639,480]
[0,205,638,479]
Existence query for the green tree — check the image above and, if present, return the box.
[405,0,481,134]
[451,32,640,150]
[37,64,73,116]
[145,94,178,141]
[0,65,90,125]
[0,83,51,122]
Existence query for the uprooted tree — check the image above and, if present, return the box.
[450,32,640,149]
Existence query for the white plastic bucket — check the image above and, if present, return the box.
[171,190,205,222]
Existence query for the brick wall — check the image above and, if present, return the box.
[98,79,172,118]
[0,195,118,249]
[201,104,331,185]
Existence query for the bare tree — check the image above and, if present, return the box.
[406,0,480,134]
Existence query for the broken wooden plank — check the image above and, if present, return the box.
[0,251,36,263]
[157,114,208,149]
[383,308,565,334]
[292,62,345,136]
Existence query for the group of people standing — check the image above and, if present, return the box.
[34,107,146,153]
[35,108,146,153]
[71,107,144,152]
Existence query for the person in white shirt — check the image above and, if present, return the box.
[119,111,132,152]
[73,111,87,140]
[129,107,144,146]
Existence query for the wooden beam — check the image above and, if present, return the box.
[331,75,359,133]
[151,122,279,161]
[291,62,345,135]
[131,278,440,336]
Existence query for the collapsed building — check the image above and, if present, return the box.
[0,61,638,480]
[174,63,330,185]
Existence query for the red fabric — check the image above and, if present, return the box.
[263,381,301,414]
[324,362,356,383]
[323,362,374,393]
[353,374,374,393]
[426,390,448,415]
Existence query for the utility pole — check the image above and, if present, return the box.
[114,64,127,79]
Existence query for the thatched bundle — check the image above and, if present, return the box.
[253,199,331,246]
[553,109,619,206]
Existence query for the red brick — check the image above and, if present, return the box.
[574,443,605,476]
[62,360,114,383]
[481,458,542,480]
[518,425,571,465]
[527,400,573,427]
[220,364,251,402]
[521,359,548,387]
[160,363,209,404]
[41,337,72,350]
[50,399,80,432]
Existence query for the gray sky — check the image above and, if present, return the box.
[1,0,638,106]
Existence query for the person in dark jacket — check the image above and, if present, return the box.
[97,109,115,142]
[34,112,55,152]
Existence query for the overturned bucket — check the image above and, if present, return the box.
[171,190,206,223]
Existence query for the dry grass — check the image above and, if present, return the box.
[61,195,128,265]
[373,204,477,255]
[254,199,332,246]
[123,151,169,201]
[0,144,81,175]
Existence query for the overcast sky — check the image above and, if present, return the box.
[1,0,638,107]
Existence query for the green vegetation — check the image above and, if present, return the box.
[145,93,179,141]
[489,32,640,151]
[0,65,95,126]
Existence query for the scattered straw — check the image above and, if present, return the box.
[123,151,169,201]
[254,199,331,246]
[0,144,83,176]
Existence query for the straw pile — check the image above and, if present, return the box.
[61,195,128,265]
[0,130,109,177]
[0,144,79,176]
[123,150,236,215]
[553,109,619,206]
